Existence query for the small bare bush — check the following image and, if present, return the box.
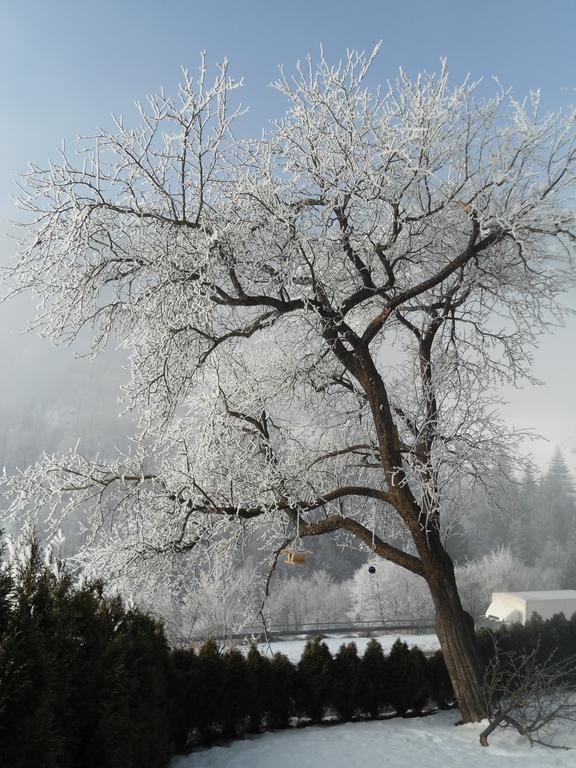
[480,643,576,748]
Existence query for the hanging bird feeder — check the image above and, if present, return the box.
[282,510,311,565]
[282,547,309,566]
[368,565,376,574]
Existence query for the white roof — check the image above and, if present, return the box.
[492,590,576,601]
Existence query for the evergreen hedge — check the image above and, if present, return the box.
[0,535,171,768]
[296,636,334,723]
[331,642,361,721]
[358,637,389,718]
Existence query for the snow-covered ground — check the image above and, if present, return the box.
[171,709,576,768]
[252,632,440,662]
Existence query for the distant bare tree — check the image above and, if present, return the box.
[480,643,576,748]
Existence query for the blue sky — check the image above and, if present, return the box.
[0,0,575,468]
[2,0,575,196]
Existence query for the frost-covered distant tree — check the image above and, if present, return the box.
[351,547,533,623]
[268,570,351,629]
[538,449,576,545]
[459,457,524,560]
[112,556,263,646]
[3,47,576,721]
[523,449,576,585]
[170,561,262,645]
[455,547,532,619]
[349,558,433,622]
[560,543,576,589]
[510,467,540,565]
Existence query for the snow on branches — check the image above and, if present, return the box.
[2,46,576,585]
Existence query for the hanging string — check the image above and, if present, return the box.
[95,137,100,188]
[371,506,376,550]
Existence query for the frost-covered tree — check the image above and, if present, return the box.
[3,47,576,721]
[163,559,262,646]
[510,467,540,565]
[268,570,352,630]
[351,547,534,624]
[106,554,264,647]
[349,557,433,622]
[455,547,532,619]
[538,449,576,545]
[458,457,524,561]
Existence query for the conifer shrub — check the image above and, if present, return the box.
[114,611,172,767]
[195,639,225,743]
[570,612,576,651]
[268,651,296,729]
[387,639,430,715]
[296,637,334,723]
[519,613,547,658]
[0,531,173,768]
[245,644,272,732]
[474,612,576,697]
[169,647,199,752]
[539,613,573,663]
[16,524,576,761]
[480,612,576,663]
[409,646,431,713]
[475,625,497,664]
[331,642,361,721]
[0,537,72,768]
[0,556,12,633]
[427,650,454,709]
[221,648,250,738]
[359,638,388,719]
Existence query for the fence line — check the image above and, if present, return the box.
[212,616,437,643]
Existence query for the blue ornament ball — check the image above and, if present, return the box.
[368,565,376,574]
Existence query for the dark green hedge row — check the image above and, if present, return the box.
[478,611,576,666]
[172,613,576,748]
[0,537,173,768]
[170,637,454,750]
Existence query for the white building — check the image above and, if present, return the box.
[485,590,576,625]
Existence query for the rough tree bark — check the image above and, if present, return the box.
[427,555,486,722]
[352,344,487,721]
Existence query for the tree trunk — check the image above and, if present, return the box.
[426,556,486,722]
[479,711,506,746]
[357,353,487,722]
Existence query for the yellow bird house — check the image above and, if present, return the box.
[282,548,308,565]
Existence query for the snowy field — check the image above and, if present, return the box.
[171,709,576,768]
[252,632,440,662]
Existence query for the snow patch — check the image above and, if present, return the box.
[171,709,576,768]
[252,632,440,662]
